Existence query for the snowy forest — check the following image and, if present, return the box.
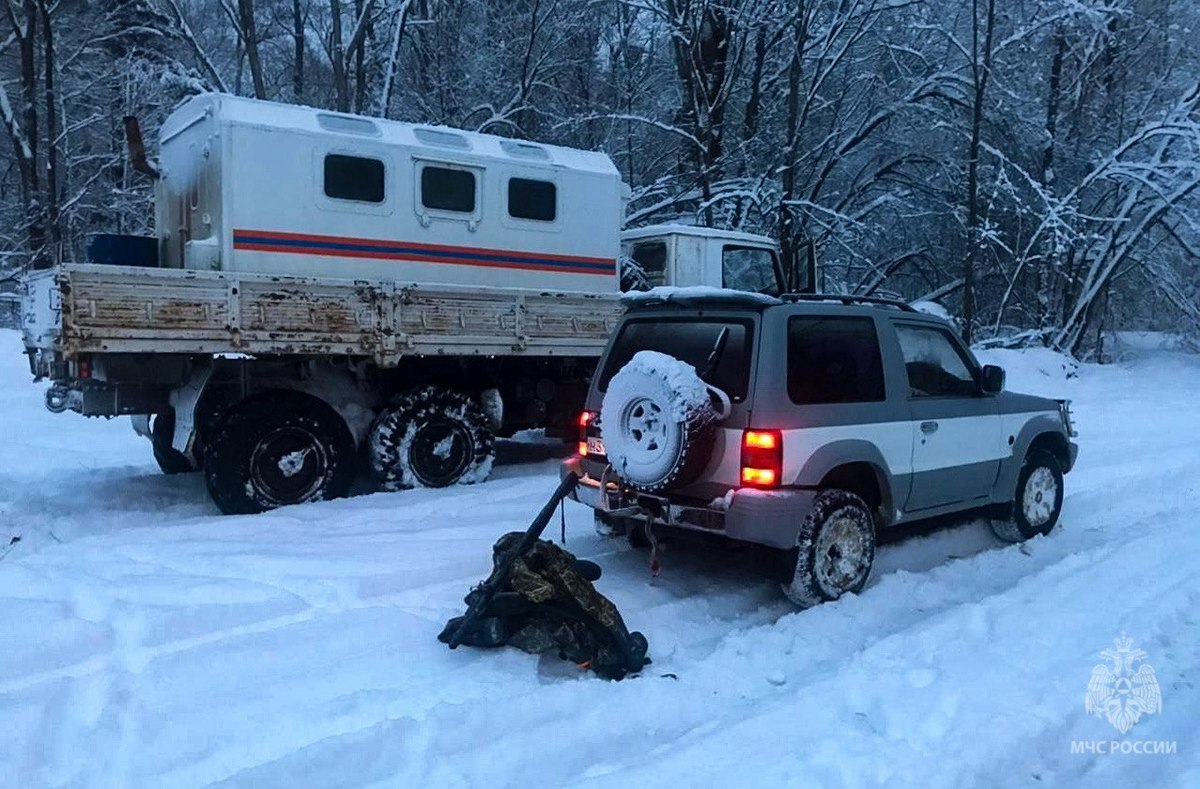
[0,0,1197,356]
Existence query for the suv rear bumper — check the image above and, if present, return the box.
[561,456,813,550]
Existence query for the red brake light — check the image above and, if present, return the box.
[741,467,778,486]
[741,429,782,488]
[744,430,778,450]
[578,410,598,456]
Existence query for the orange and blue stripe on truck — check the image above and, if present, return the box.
[233,229,616,276]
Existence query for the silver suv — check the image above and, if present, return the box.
[561,292,1078,607]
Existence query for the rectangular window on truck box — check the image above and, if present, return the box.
[599,318,754,402]
[421,165,477,213]
[323,154,385,203]
[507,178,556,221]
[787,316,885,404]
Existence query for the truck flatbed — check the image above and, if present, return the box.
[23,264,624,366]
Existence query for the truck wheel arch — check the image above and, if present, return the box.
[276,366,379,449]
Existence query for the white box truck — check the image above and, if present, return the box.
[21,94,782,513]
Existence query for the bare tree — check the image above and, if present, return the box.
[0,0,1196,350]
[237,0,266,98]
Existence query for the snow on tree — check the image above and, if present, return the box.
[0,0,1195,354]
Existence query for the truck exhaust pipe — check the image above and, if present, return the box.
[123,116,159,180]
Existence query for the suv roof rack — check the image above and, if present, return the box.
[780,293,917,312]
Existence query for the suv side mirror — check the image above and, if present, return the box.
[980,364,1005,395]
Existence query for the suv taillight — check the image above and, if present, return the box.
[578,410,598,456]
[741,429,782,488]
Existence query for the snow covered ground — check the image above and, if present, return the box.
[1,329,1196,788]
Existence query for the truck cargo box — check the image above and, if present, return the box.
[156,94,623,294]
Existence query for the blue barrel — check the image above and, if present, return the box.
[86,234,159,267]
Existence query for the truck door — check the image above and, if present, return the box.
[893,322,1003,511]
[673,234,705,285]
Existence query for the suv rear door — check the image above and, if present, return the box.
[586,307,761,494]
[892,321,1002,511]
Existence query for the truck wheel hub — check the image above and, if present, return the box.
[410,419,471,487]
[251,427,327,503]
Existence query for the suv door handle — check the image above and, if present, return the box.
[920,421,939,434]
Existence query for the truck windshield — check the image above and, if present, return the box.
[599,318,754,401]
[722,246,780,295]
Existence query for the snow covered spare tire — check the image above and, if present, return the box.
[600,351,725,493]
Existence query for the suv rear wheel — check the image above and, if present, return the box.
[783,490,876,608]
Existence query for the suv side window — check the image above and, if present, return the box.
[787,317,885,404]
[895,324,977,397]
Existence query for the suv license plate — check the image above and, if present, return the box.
[586,436,606,456]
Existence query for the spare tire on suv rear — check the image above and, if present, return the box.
[600,351,724,493]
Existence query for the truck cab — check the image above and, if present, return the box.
[620,225,782,295]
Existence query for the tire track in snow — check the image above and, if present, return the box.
[199,445,1200,788]
[578,512,1200,788]
[5,340,1200,788]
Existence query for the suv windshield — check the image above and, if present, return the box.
[598,317,755,401]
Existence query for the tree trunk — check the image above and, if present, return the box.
[18,0,44,266]
[292,0,305,101]
[352,0,368,113]
[378,0,413,117]
[1035,30,1066,332]
[39,0,59,260]
[741,26,770,148]
[238,0,267,99]
[778,5,808,291]
[962,0,995,344]
[330,0,349,111]
[666,0,733,224]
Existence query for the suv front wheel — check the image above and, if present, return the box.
[990,449,1064,542]
[783,489,876,608]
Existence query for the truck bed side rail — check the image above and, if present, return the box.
[30,264,623,363]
